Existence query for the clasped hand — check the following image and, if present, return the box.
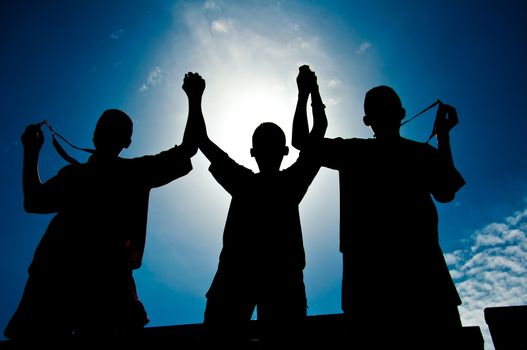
[297,65,318,94]
[183,72,205,98]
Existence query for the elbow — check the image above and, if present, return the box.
[291,139,304,151]
[318,122,328,138]
[187,145,199,158]
[24,198,46,213]
[23,199,36,213]
[311,118,328,140]
[180,142,198,158]
[292,133,309,150]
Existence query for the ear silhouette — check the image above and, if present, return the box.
[123,138,132,149]
[400,108,406,121]
[284,146,289,156]
[250,148,255,158]
[363,115,371,126]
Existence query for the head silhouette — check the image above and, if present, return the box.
[363,85,406,139]
[92,109,133,157]
[250,122,289,174]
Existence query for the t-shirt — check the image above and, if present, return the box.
[28,145,192,300]
[319,136,465,306]
[208,149,320,289]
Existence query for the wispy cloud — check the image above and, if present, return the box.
[287,36,318,51]
[285,19,300,31]
[211,18,233,34]
[355,41,371,55]
[110,28,124,40]
[203,0,220,11]
[139,66,163,92]
[325,97,340,107]
[328,79,341,88]
[446,207,527,350]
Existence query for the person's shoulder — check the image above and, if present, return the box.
[57,162,86,175]
[400,137,438,156]
[400,137,425,146]
[324,136,366,146]
[131,145,186,160]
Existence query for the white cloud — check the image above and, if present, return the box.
[211,18,233,34]
[446,208,527,350]
[325,97,340,107]
[203,0,219,11]
[139,66,163,92]
[444,252,461,265]
[355,41,371,55]
[327,79,341,88]
[287,36,318,51]
[147,66,163,85]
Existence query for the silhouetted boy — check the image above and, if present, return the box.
[5,74,202,345]
[293,84,465,348]
[195,67,327,345]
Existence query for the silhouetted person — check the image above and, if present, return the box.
[194,67,327,346]
[293,84,465,348]
[5,74,202,346]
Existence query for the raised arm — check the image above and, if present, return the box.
[199,126,226,164]
[432,102,465,202]
[180,72,206,158]
[292,65,327,150]
[21,124,46,213]
[308,70,328,143]
[292,65,311,150]
[434,102,458,168]
[181,73,227,163]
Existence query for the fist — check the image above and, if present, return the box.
[434,102,458,137]
[21,123,44,153]
[297,65,318,93]
[182,72,205,97]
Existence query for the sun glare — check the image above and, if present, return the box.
[204,75,298,171]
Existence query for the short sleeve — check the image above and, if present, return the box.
[319,137,354,170]
[284,149,322,203]
[133,145,193,188]
[26,164,77,213]
[209,149,253,196]
[426,145,466,202]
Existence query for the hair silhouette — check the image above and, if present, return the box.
[92,109,133,154]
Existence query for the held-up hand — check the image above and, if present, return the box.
[182,72,205,98]
[297,65,318,94]
[434,102,458,138]
[21,123,44,153]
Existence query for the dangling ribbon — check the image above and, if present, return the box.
[37,120,95,164]
[400,99,443,143]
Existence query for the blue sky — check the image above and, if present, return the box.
[1,1,526,348]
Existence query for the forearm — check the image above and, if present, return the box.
[434,133,465,202]
[437,133,455,168]
[22,150,44,212]
[180,96,204,157]
[292,91,310,150]
[309,87,328,141]
[199,135,226,164]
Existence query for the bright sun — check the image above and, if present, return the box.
[203,75,299,171]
